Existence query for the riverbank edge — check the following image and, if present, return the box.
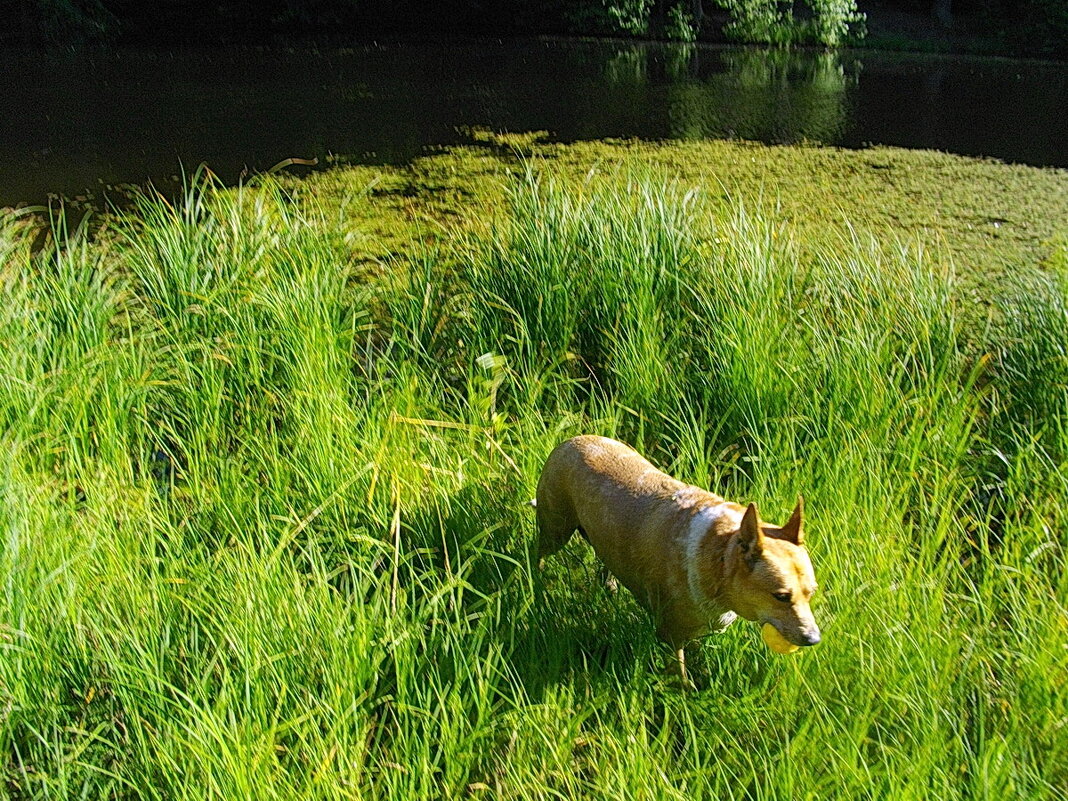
[12,136,1065,318]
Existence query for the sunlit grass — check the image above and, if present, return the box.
[1,162,1065,798]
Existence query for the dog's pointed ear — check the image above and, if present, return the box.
[780,495,804,546]
[737,502,764,559]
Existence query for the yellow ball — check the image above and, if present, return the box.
[761,623,800,655]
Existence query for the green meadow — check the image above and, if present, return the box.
[2,139,1067,798]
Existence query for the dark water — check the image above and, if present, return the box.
[2,39,1066,207]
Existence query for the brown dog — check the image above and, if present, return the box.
[535,435,820,686]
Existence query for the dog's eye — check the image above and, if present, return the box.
[773,591,792,603]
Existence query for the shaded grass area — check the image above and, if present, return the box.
[1,146,1067,798]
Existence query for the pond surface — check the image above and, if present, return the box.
[2,39,1066,206]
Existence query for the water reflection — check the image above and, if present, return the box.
[593,43,855,144]
[1,39,1065,206]
[659,47,856,143]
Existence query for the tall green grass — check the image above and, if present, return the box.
[1,166,1065,798]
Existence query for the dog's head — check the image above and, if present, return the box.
[727,498,821,647]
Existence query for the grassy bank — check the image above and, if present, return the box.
[306,137,1068,305]
[1,142,1067,798]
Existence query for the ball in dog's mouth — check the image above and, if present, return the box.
[761,623,800,655]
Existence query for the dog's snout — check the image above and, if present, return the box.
[800,628,821,646]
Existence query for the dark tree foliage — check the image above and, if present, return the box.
[868,0,1066,55]
[5,0,691,41]
[5,0,1067,56]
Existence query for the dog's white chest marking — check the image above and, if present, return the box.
[710,611,738,632]
[684,502,741,615]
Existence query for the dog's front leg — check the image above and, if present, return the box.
[675,647,697,692]
[597,563,619,594]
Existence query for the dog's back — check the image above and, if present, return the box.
[535,436,725,620]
